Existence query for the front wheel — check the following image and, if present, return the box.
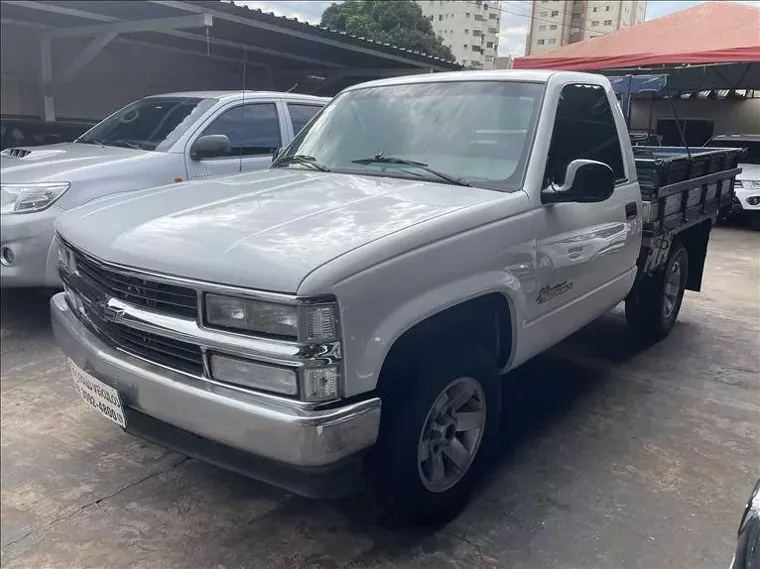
[625,243,689,344]
[369,346,501,525]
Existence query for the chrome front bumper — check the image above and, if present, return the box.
[51,293,381,470]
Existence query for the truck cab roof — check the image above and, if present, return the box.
[342,70,612,92]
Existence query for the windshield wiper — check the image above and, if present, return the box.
[110,140,144,150]
[351,154,471,187]
[76,138,143,150]
[275,154,331,172]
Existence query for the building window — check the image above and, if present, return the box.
[591,20,599,26]
[537,39,545,45]
[604,19,613,25]
[540,11,548,17]
[592,6,598,12]
[486,41,494,48]
[462,59,468,65]
[551,10,559,16]
[465,12,470,17]
[464,29,469,34]
[438,14,443,20]
[486,55,493,62]
[464,44,468,48]
[550,24,557,30]
[472,45,481,52]
[489,12,497,19]
[539,24,547,31]
[606,5,611,10]
[548,38,556,44]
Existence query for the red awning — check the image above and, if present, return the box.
[514,1,760,71]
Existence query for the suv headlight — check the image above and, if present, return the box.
[204,294,339,343]
[1,182,70,214]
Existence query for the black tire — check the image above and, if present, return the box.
[369,345,501,525]
[625,243,689,344]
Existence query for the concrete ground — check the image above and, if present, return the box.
[1,225,758,569]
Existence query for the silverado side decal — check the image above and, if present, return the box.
[537,281,574,304]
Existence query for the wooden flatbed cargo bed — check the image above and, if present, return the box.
[632,145,744,282]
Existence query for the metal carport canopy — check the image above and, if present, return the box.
[0,0,461,121]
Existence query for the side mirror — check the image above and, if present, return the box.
[542,159,615,204]
[190,134,231,161]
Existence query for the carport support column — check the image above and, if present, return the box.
[40,37,55,123]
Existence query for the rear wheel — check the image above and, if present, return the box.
[625,243,689,344]
[369,346,501,525]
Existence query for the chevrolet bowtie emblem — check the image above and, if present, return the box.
[102,303,126,324]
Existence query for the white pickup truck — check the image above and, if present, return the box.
[50,70,742,524]
[0,91,327,287]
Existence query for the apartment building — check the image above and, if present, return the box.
[416,0,502,68]
[526,0,646,55]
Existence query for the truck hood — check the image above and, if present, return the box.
[57,169,501,293]
[737,163,760,181]
[0,142,154,183]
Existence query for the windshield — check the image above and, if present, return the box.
[278,81,545,190]
[706,139,760,165]
[77,97,216,152]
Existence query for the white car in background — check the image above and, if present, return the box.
[0,91,328,288]
[705,134,760,229]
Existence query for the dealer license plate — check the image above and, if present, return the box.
[69,360,126,428]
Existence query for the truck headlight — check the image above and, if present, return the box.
[204,294,339,343]
[1,182,70,214]
[208,353,298,396]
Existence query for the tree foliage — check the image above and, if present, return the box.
[320,0,455,61]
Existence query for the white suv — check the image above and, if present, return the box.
[705,134,760,229]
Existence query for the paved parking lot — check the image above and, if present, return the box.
[1,225,758,569]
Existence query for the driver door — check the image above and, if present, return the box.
[185,101,284,181]
[527,82,641,350]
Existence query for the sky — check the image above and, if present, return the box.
[235,1,760,58]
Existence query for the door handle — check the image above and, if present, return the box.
[625,202,638,220]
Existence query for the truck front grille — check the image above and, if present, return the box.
[80,300,205,376]
[72,249,198,319]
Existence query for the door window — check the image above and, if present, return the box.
[544,83,626,186]
[201,103,281,157]
[287,104,321,135]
